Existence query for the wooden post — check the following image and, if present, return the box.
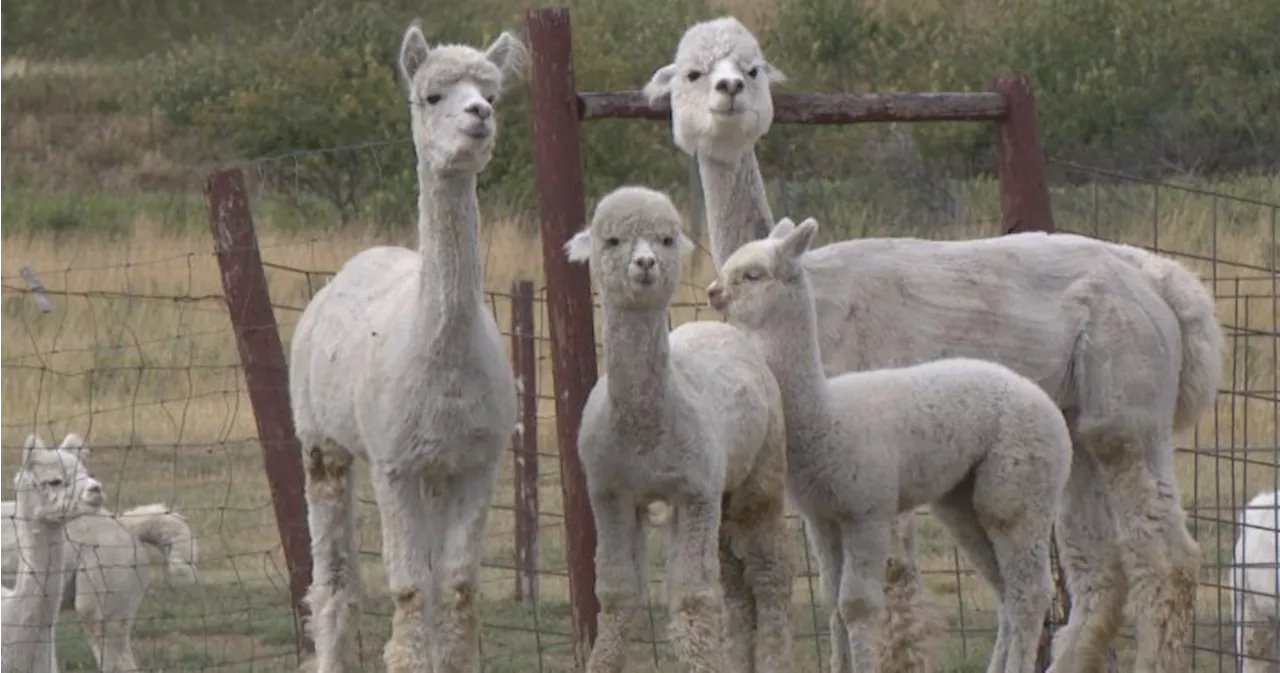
[205,168,313,630]
[526,5,600,665]
[989,72,1055,234]
[511,280,539,603]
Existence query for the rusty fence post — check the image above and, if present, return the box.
[527,5,601,665]
[511,280,540,603]
[205,168,313,636]
[990,72,1055,234]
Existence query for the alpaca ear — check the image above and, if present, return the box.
[643,64,678,104]
[485,31,529,86]
[778,217,818,260]
[399,21,431,86]
[764,61,786,84]
[677,232,696,259]
[564,230,593,263]
[768,218,796,240]
[58,433,88,457]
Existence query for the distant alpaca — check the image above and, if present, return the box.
[709,217,1073,673]
[1,434,104,673]
[1231,489,1280,672]
[2,499,200,673]
[645,16,1224,672]
[288,20,523,673]
[565,186,793,673]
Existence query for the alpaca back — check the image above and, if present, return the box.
[1234,489,1280,623]
[669,321,783,491]
[825,357,1069,508]
[115,504,199,585]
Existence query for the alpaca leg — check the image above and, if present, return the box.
[1237,604,1277,673]
[1048,451,1127,673]
[372,469,436,673]
[665,495,727,673]
[303,443,361,673]
[806,516,850,673]
[430,465,501,673]
[879,514,942,673]
[931,498,1010,673]
[718,526,756,673]
[734,507,793,673]
[838,519,891,673]
[586,494,648,673]
[983,520,1055,673]
[1088,435,1198,673]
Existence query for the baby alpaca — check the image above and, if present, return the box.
[2,434,105,673]
[709,218,1073,673]
[288,20,524,673]
[566,186,793,673]
[1231,489,1280,672]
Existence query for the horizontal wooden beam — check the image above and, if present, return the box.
[578,91,1008,124]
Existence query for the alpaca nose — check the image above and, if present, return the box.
[466,101,492,120]
[714,76,745,96]
[707,283,725,308]
[634,256,656,271]
[87,482,102,496]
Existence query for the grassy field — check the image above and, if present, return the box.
[1,163,1276,671]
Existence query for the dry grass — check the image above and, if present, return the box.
[1,170,1276,671]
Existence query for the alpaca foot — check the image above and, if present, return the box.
[384,587,432,673]
[669,590,727,673]
[432,580,482,673]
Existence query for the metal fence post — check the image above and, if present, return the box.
[511,280,540,603]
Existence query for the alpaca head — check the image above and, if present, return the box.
[707,216,818,329]
[12,433,103,522]
[565,186,695,311]
[398,20,527,174]
[643,17,784,163]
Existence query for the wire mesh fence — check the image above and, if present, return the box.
[1,128,1276,671]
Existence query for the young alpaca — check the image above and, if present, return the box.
[288,21,523,673]
[1,434,105,673]
[1231,489,1280,672]
[708,217,1074,673]
[565,186,792,673]
[646,17,1223,672]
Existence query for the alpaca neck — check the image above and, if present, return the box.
[698,150,774,268]
[602,305,672,434]
[7,504,68,672]
[754,286,836,461]
[417,165,485,328]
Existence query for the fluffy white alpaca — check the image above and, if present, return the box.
[1231,489,1280,672]
[2,498,200,673]
[645,17,1224,672]
[708,217,1073,673]
[1,434,105,673]
[565,186,792,673]
[288,20,523,673]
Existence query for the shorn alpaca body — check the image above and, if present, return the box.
[645,17,1224,672]
[709,218,1073,673]
[288,21,523,673]
[1231,489,1280,672]
[566,186,793,673]
[1,434,105,673]
[2,498,200,673]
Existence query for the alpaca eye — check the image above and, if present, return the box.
[605,237,621,247]
[686,70,703,82]
[743,269,763,281]
[484,95,496,105]
[425,94,443,105]
[661,236,675,247]
[747,66,760,78]
[46,479,63,488]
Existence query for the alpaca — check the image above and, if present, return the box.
[1,433,105,673]
[708,217,1073,673]
[1231,489,1280,672]
[564,185,793,673]
[2,499,200,673]
[288,20,523,673]
[644,16,1224,672]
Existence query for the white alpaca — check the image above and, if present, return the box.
[288,20,523,673]
[2,499,200,673]
[708,217,1073,673]
[1232,489,1280,672]
[644,16,1224,672]
[564,186,793,673]
[1,434,105,673]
